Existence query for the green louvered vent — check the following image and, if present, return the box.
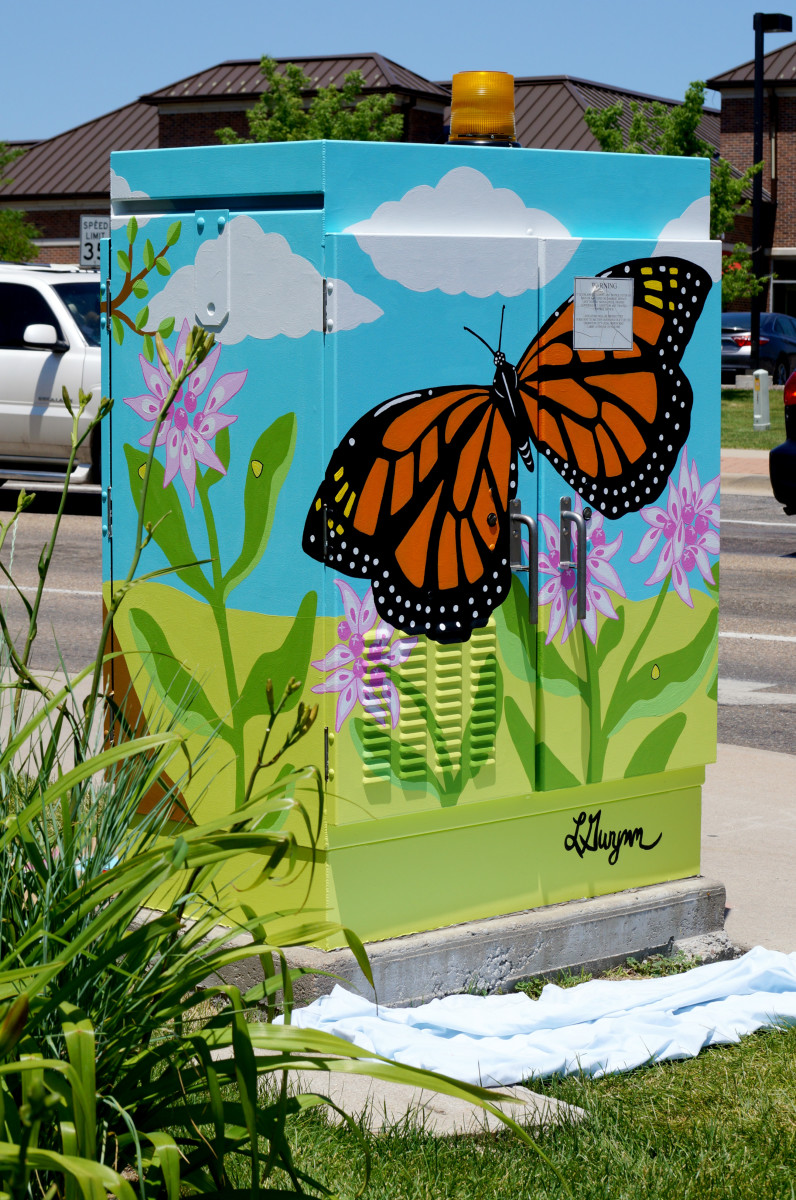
[434,643,463,773]
[468,624,498,766]
[360,620,498,788]
[396,637,428,780]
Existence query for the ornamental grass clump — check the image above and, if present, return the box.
[0,328,561,1199]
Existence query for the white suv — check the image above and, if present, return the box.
[0,264,102,484]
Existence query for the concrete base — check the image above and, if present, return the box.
[212,875,728,1007]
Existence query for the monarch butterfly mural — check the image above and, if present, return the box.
[302,256,712,643]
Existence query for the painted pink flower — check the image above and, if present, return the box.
[537,496,625,645]
[311,580,417,732]
[123,320,245,505]
[630,445,719,607]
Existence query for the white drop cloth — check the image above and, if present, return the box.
[284,947,796,1084]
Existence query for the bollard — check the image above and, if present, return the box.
[753,368,771,430]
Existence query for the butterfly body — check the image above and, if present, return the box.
[303,256,712,643]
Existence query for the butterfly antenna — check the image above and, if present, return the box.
[463,326,496,356]
[497,305,505,354]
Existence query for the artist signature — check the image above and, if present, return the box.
[564,808,662,866]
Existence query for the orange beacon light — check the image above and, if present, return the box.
[447,70,520,146]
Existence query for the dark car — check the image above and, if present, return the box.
[721,311,796,385]
[769,370,796,514]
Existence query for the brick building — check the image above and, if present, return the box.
[1,54,718,266]
[708,40,796,314]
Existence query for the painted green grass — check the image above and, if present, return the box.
[722,387,787,450]
[253,1024,796,1199]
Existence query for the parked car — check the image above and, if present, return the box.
[769,370,796,514]
[721,311,796,385]
[0,263,101,484]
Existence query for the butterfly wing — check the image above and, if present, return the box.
[302,383,517,642]
[515,256,711,517]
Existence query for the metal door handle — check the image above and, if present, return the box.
[559,497,587,621]
[509,498,538,625]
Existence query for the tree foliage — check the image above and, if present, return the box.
[584,82,764,303]
[218,56,404,145]
[0,142,39,262]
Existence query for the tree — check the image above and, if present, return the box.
[584,82,763,304]
[0,142,39,262]
[217,57,404,145]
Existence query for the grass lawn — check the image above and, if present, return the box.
[220,958,795,1198]
[722,388,787,450]
[269,1023,796,1199]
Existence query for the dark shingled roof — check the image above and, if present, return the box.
[143,54,450,104]
[511,75,719,152]
[1,60,722,205]
[3,101,158,199]
[707,39,796,87]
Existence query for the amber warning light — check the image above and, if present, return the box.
[448,71,519,146]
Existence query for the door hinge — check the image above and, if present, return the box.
[103,484,112,541]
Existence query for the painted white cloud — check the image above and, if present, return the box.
[147,214,382,343]
[110,170,151,228]
[344,166,579,296]
[653,196,721,281]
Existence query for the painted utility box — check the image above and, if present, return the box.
[102,142,720,946]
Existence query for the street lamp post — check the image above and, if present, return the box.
[751,12,792,373]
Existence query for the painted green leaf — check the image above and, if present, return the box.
[504,695,535,790]
[607,608,717,738]
[111,315,124,346]
[597,603,626,661]
[132,279,149,299]
[116,249,131,274]
[222,414,297,600]
[135,305,149,331]
[143,334,154,363]
[204,427,230,489]
[624,712,687,778]
[127,607,222,738]
[537,741,580,790]
[158,316,175,338]
[126,216,138,243]
[494,576,536,684]
[706,663,718,702]
[238,591,317,717]
[156,256,171,276]
[535,641,583,704]
[124,445,213,602]
[143,239,155,271]
[166,220,182,247]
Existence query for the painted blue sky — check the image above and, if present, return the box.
[3,0,794,143]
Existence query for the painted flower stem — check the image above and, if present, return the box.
[583,630,604,783]
[197,472,247,806]
[601,573,670,744]
[84,328,216,753]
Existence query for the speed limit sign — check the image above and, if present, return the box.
[80,215,110,268]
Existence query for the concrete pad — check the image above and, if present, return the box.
[288,1071,584,1134]
[702,743,796,953]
